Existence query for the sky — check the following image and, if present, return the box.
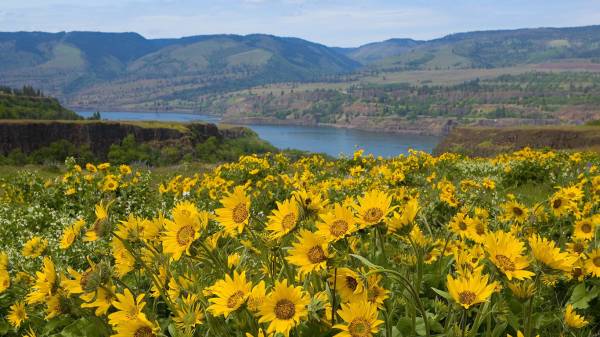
[1,0,600,47]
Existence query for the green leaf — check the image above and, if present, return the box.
[49,317,110,337]
[431,287,452,300]
[490,322,508,337]
[395,317,413,336]
[569,283,599,309]
[349,254,383,270]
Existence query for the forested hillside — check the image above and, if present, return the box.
[0,86,81,119]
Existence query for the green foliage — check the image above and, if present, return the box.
[0,86,81,120]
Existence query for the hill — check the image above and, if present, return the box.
[0,85,81,119]
[0,31,360,103]
[345,25,600,69]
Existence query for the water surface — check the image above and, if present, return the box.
[77,111,440,157]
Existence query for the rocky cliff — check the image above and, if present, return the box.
[0,120,250,158]
[434,126,600,156]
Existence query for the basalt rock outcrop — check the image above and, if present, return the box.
[0,120,249,158]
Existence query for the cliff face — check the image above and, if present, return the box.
[434,126,600,156]
[0,121,248,158]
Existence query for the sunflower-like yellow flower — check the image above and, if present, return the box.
[484,231,534,280]
[102,177,119,192]
[316,204,357,242]
[585,248,600,277]
[549,190,577,217]
[84,201,110,242]
[286,229,329,275]
[266,199,300,239]
[564,303,588,329]
[364,274,390,308]
[174,294,204,331]
[207,271,253,318]
[259,280,310,337]
[247,280,267,313]
[528,234,578,271]
[22,236,48,258]
[387,198,419,233]
[162,201,208,261]
[573,217,596,240]
[448,212,471,238]
[330,268,365,302]
[112,317,160,337]
[354,190,394,228]
[27,257,58,304]
[333,300,383,337]
[112,238,136,278]
[80,284,116,316]
[60,218,86,249]
[507,280,536,299]
[501,200,529,224]
[215,186,251,237]
[293,189,329,215]
[447,271,497,309]
[108,289,147,326]
[7,301,28,328]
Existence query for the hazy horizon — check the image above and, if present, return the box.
[1,0,600,47]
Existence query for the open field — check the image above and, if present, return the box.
[0,148,598,336]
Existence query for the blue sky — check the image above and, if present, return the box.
[1,0,600,47]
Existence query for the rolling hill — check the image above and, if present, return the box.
[3,25,600,110]
[0,31,360,104]
[342,25,600,69]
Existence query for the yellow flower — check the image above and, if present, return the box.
[448,212,471,238]
[564,303,588,329]
[293,189,329,214]
[286,229,329,275]
[227,253,241,269]
[0,269,9,294]
[98,162,110,170]
[7,301,28,328]
[507,280,536,299]
[60,218,85,249]
[316,204,357,242]
[102,177,119,192]
[266,199,300,240]
[484,231,534,280]
[354,190,393,228]
[174,294,204,331]
[84,201,110,242]
[364,274,390,308]
[528,234,577,271]
[247,280,267,313]
[333,300,383,337]
[108,289,147,326]
[585,248,600,277]
[80,285,116,316]
[86,163,97,173]
[119,164,132,175]
[387,198,419,233]
[22,236,48,258]
[112,317,159,337]
[573,217,596,240]
[215,186,251,236]
[208,271,253,318]
[162,201,207,261]
[258,280,310,337]
[501,200,528,224]
[112,238,136,278]
[447,271,497,309]
[27,257,57,304]
[330,268,364,302]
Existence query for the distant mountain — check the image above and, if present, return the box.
[0,31,360,102]
[334,38,423,64]
[3,26,600,109]
[346,25,600,69]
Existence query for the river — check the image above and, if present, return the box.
[76,111,440,157]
